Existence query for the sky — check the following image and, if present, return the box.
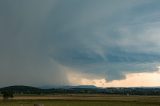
[1,0,160,87]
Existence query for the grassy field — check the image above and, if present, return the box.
[0,95,160,106]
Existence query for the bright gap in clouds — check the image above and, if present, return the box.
[68,66,160,87]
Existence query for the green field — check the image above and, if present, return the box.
[0,95,160,106]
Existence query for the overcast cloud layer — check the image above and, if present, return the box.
[1,0,160,87]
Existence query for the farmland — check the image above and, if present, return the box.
[0,86,160,106]
[0,95,160,106]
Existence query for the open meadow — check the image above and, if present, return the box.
[0,95,160,106]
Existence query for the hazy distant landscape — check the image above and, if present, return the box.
[1,85,160,96]
[0,86,160,106]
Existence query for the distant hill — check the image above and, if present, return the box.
[0,85,160,95]
[73,85,97,89]
[55,85,97,89]
[0,85,98,95]
[0,85,42,94]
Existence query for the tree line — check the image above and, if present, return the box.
[1,86,160,98]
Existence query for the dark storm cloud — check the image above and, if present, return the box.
[1,0,160,87]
